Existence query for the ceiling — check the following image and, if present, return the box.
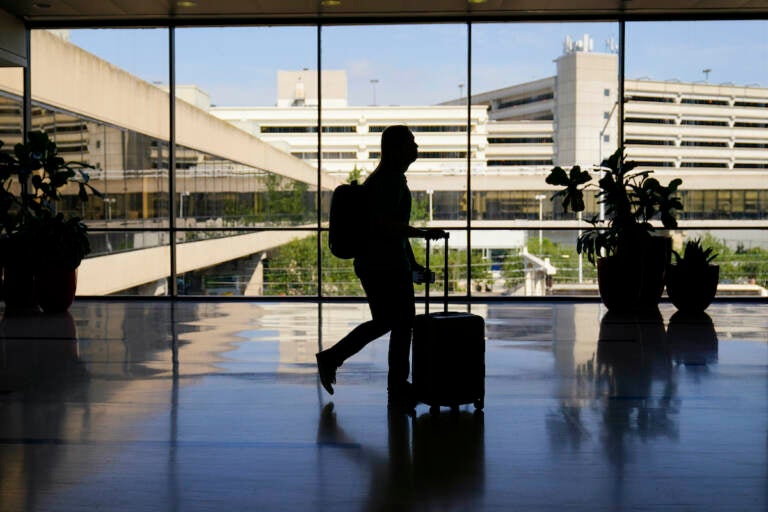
[0,0,767,26]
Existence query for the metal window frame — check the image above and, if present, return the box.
[17,16,768,303]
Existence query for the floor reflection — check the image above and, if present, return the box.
[0,301,764,511]
[317,403,485,510]
[0,310,86,391]
[667,311,719,367]
[595,310,679,486]
[548,307,725,507]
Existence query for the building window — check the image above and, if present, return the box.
[496,92,554,110]
[487,137,553,144]
[680,161,729,168]
[634,161,676,168]
[735,142,768,148]
[681,98,729,106]
[734,101,768,108]
[291,151,357,160]
[370,125,466,133]
[487,159,553,166]
[261,126,316,133]
[322,126,357,133]
[604,88,610,97]
[681,119,729,127]
[419,151,467,159]
[680,140,729,147]
[735,121,768,128]
[625,117,676,125]
[734,162,768,168]
[625,139,675,146]
[626,95,675,103]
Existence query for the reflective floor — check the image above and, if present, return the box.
[0,300,766,511]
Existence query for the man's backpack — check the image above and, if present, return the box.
[329,180,368,259]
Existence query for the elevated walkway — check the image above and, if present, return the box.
[78,229,314,295]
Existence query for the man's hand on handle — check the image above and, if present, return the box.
[422,228,448,240]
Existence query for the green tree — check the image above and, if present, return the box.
[346,165,367,184]
[262,234,364,296]
[257,174,311,225]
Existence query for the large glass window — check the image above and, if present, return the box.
[321,24,469,296]
[173,27,318,296]
[471,23,620,295]
[29,28,171,295]
[626,20,768,291]
[11,22,767,299]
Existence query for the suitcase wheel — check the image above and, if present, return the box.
[473,398,484,411]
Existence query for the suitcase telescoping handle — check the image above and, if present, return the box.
[424,232,449,316]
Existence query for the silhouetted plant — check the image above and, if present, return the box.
[0,130,101,271]
[546,147,683,264]
[672,238,718,271]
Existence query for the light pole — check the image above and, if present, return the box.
[535,194,546,255]
[103,197,116,221]
[179,191,190,218]
[577,211,583,283]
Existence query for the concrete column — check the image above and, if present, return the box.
[244,252,266,296]
[135,278,168,296]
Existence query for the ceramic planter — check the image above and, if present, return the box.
[666,265,719,313]
[34,268,78,313]
[2,264,38,310]
[597,236,670,312]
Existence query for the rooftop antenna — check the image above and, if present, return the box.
[458,83,465,104]
[703,68,712,82]
[370,79,379,106]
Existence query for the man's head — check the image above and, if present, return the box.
[380,125,418,171]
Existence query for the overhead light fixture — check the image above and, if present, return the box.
[32,2,52,8]
[467,0,487,4]
[321,0,342,6]
[177,0,197,7]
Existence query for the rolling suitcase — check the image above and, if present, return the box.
[412,235,485,413]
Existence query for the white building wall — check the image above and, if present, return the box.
[555,50,618,167]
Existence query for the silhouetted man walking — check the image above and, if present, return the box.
[316,125,446,409]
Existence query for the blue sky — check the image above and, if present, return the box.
[67,20,768,107]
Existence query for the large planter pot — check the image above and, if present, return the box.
[597,236,670,313]
[665,265,719,313]
[35,268,78,313]
[2,264,38,311]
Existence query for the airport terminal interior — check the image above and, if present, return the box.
[0,1,767,511]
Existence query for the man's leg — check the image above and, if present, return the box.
[316,267,392,394]
[384,270,415,403]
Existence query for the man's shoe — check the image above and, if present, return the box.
[316,353,337,395]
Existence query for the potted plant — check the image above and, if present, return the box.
[666,239,719,313]
[0,131,101,312]
[545,148,683,312]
